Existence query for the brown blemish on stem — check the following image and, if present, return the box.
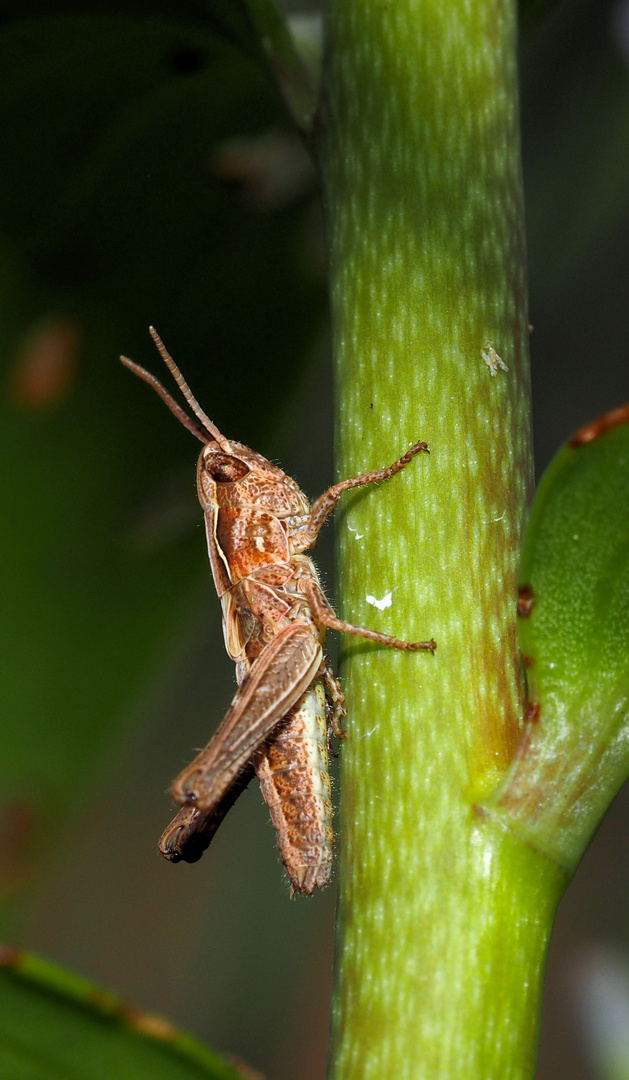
[569,402,629,447]
[513,728,532,765]
[521,653,534,668]
[473,636,524,780]
[517,584,535,618]
[525,702,541,724]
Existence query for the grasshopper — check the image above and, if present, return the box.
[121,329,435,894]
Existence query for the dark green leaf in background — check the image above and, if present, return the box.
[0,8,324,921]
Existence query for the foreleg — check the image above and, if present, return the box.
[292,440,429,552]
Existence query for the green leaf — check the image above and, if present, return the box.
[0,946,248,1080]
[485,405,629,871]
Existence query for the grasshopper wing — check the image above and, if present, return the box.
[171,622,323,811]
[159,764,255,862]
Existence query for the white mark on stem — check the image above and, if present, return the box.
[347,524,364,540]
[366,590,394,610]
[359,724,379,739]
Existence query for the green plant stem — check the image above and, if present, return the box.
[317,1,564,1077]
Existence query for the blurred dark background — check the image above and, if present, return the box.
[0,1,627,1077]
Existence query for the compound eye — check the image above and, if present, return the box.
[203,452,249,483]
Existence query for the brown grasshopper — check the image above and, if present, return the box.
[121,328,435,894]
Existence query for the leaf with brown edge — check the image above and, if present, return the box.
[0,945,250,1080]
[484,404,629,873]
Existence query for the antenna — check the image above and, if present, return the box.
[119,330,233,452]
[148,327,232,452]
[120,355,209,444]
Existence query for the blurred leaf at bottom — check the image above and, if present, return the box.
[0,946,248,1080]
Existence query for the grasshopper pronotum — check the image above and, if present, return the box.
[121,329,435,894]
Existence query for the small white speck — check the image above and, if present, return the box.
[573,534,580,541]
[366,590,393,610]
[481,341,509,376]
[348,525,364,540]
[359,724,379,739]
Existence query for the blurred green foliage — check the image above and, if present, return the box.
[0,5,325,921]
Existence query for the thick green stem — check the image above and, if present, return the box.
[317,2,563,1077]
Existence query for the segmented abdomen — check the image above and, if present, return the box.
[254,679,332,895]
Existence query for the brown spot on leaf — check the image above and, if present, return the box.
[121,1005,178,1041]
[521,653,535,668]
[224,1055,266,1080]
[569,402,629,447]
[87,988,120,1016]
[517,584,535,617]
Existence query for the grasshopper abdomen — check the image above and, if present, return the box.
[255,680,333,895]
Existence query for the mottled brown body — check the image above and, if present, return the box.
[255,681,332,895]
[122,329,435,894]
[168,436,345,892]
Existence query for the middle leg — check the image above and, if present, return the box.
[322,660,347,743]
[305,578,436,654]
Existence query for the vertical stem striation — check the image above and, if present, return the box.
[318,2,566,1077]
